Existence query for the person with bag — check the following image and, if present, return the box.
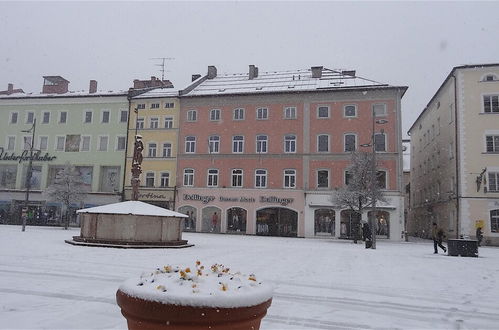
[432,222,447,254]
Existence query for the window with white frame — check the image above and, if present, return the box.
[284,169,296,188]
[22,136,31,150]
[284,134,296,153]
[150,103,160,109]
[164,117,173,128]
[489,172,499,192]
[26,112,34,124]
[484,95,499,113]
[145,172,155,187]
[10,112,18,124]
[209,136,220,153]
[344,104,357,117]
[84,111,92,123]
[232,135,244,153]
[160,172,170,187]
[148,143,157,157]
[165,102,175,108]
[317,135,329,152]
[491,209,499,233]
[136,103,145,110]
[256,107,268,120]
[317,106,329,118]
[183,168,194,186]
[207,169,219,187]
[119,110,127,123]
[210,109,221,121]
[317,170,329,188]
[231,169,243,187]
[7,136,15,150]
[187,110,197,122]
[255,169,267,188]
[375,133,386,152]
[136,118,144,129]
[377,170,387,189]
[98,136,108,151]
[185,136,196,153]
[81,136,91,151]
[373,103,387,117]
[102,110,110,123]
[39,136,48,150]
[284,106,297,119]
[486,135,499,152]
[150,117,159,129]
[60,111,67,123]
[42,111,50,124]
[117,136,126,151]
[233,108,245,120]
[56,136,65,151]
[344,134,356,152]
[256,135,268,153]
[162,143,172,157]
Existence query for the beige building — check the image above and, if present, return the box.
[408,64,499,245]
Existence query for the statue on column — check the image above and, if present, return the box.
[131,135,143,201]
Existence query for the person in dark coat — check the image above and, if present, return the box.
[476,227,484,247]
[362,223,372,241]
[432,222,447,254]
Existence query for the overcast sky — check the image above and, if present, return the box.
[1,1,498,137]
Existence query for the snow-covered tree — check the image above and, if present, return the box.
[44,163,87,229]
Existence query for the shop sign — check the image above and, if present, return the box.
[183,193,294,206]
[138,192,169,200]
[0,148,57,163]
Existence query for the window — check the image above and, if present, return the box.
[345,171,352,185]
[373,103,387,117]
[102,111,110,123]
[160,173,170,187]
[117,136,126,151]
[56,136,65,151]
[185,136,196,153]
[136,103,146,110]
[210,109,220,121]
[164,117,173,128]
[256,135,268,153]
[150,118,159,129]
[484,95,499,113]
[150,103,160,109]
[344,105,357,117]
[317,106,329,118]
[136,118,144,129]
[233,108,245,120]
[120,110,128,123]
[449,142,454,159]
[60,111,67,123]
[145,172,155,187]
[491,209,499,233]
[81,136,91,151]
[98,136,108,151]
[317,170,329,188]
[255,169,267,188]
[42,112,50,124]
[84,111,92,123]
[207,169,219,187]
[183,169,194,186]
[375,133,386,152]
[165,102,175,108]
[209,136,220,153]
[148,143,157,157]
[344,134,356,152]
[284,169,296,188]
[39,136,48,150]
[486,135,499,152]
[256,107,268,120]
[162,143,172,157]
[231,169,243,187]
[317,135,329,152]
[26,112,34,124]
[284,134,296,153]
[10,112,18,124]
[187,110,197,122]
[232,135,244,153]
[489,172,499,192]
[284,106,297,119]
[7,136,15,150]
[377,171,387,189]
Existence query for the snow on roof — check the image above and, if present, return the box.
[133,88,180,99]
[183,67,390,97]
[77,201,188,218]
[0,90,127,99]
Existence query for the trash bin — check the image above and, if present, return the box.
[447,239,478,257]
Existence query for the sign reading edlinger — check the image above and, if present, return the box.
[0,148,57,163]
[183,193,294,206]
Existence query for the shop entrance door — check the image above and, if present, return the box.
[256,207,297,237]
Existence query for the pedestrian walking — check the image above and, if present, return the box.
[432,222,447,254]
[476,227,484,247]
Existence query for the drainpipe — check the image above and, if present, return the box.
[452,73,460,239]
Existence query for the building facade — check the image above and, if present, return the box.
[408,64,499,245]
[176,65,407,239]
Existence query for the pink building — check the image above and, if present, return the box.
[177,65,407,240]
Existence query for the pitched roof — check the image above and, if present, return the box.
[76,201,188,218]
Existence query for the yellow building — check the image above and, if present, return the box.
[124,88,180,209]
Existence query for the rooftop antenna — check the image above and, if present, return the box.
[150,57,175,81]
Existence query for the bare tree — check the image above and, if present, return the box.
[44,163,86,229]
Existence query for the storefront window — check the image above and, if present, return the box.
[368,210,390,238]
[23,165,42,189]
[100,166,119,192]
[179,206,197,231]
[340,210,361,240]
[256,207,297,237]
[314,209,335,236]
[202,207,221,233]
[227,207,247,233]
[0,165,17,189]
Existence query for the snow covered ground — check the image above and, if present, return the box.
[1,225,499,330]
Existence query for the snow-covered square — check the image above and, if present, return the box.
[1,225,498,329]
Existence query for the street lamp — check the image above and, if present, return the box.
[20,118,36,232]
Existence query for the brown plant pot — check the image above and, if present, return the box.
[116,289,272,330]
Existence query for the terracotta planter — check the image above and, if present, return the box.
[116,289,272,330]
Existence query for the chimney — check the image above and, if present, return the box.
[89,80,97,94]
[249,65,259,80]
[151,76,156,81]
[191,74,201,82]
[42,76,69,94]
[207,66,217,79]
[8,83,13,93]
[311,66,323,78]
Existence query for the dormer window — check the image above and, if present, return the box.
[482,73,498,82]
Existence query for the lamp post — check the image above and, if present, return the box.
[21,118,36,232]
